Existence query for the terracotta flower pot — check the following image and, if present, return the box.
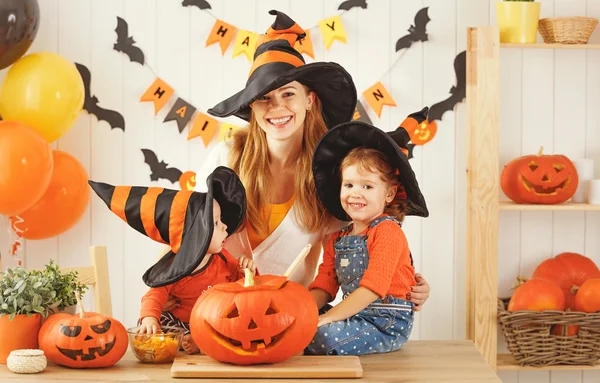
[496,1,541,43]
[0,313,42,364]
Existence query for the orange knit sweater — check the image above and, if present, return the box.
[308,217,416,301]
[139,249,244,323]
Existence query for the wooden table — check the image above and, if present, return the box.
[0,340,501,382]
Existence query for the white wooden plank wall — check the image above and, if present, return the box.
[1,2,600,381]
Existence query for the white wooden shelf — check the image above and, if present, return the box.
[497,354,600,371]
[501,43,600,49]
[498,201,600,211]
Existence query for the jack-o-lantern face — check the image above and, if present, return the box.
[501,147,579,204]
[179,171,197,191]
[190,271,318,365]
[39,312,128,368]
[399,107,437,145]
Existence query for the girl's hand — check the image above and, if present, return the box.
[138,316,160,334]
[239,257,257,274]
[317,315,333,328]
[409,273,430,311]
[163,295,180,312]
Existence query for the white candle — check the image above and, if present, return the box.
[574,158,594,180]
[588,179,600,205]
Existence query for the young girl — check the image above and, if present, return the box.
[88,166,256,354]
[306,121,429,356]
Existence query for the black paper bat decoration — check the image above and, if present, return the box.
[395,7,431,52]
[141,149,183,183]
[182,0,211,10]
[113,16,145,65]
[428,50,466,122]
[338,0,367,11]
[75,63,125,131]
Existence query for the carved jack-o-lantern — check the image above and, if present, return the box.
[501,147,579,204]
[190,270,318,365]
[38,294,128,368]
[178,171,197,191]
[400,107,437,145]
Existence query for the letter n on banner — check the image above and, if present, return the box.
[164,98,197,133]
[188,112,219,147]
[140,78,175,114]
[218,123,241,142]
[362,81,396,118]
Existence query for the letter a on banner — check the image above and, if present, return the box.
[164,98,197,133]
[206,19,237,55]
[318,16,347,49]
[362,81,396,118]
[188,112,219,147]
[232,30,258,63]
[140,78,175,114]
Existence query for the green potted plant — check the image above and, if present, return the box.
[496,0,541,43]
[41,260,88,314]
[0,266,58,364]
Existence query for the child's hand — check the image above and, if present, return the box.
[238,256,257,274]
[317,315,333,328]
[138,316,160,334]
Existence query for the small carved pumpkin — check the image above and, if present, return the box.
[190,269,318,365]
[501,147,579,204]
[38,293,128,368]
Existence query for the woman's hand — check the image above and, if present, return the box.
[163,295,180,312]
[408,273,430,311]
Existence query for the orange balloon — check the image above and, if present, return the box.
[11,150,90,240]
[0,120,53,216]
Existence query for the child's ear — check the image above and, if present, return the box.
[386,186,398,203]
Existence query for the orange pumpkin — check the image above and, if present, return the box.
[532,252,600,310]
[399,107,437,145]
[38,293,128,368]
[190,269,318,365]
[178,171,196,191]
[508,279,565,312]
[575,278,600,313]
[551,323,580,337]
[501,147,578,204]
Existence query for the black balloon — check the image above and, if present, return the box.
[0,0,39,70]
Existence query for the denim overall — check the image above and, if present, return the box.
[305,216,414,356]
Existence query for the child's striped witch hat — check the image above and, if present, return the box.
[88,166,246,288]
[207,9,357,129]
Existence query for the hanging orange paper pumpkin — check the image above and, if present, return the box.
[178,171,196,191]
[399,107,437,145]
[190,269,318,365]
[38,293,128,368]
[500,146,579,204]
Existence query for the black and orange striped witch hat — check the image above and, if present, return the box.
[207,10,357,129]
[88,166,246,288]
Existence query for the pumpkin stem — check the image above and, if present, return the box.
[510,276,528,291]
[243,268,255,287]
[570,284,580,295]
[75,291,85,318]
[537,146,544,156]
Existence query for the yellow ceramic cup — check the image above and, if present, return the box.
[496,1,541,44]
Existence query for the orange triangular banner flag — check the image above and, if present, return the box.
[140,78,175,115]
[294,30,314,59]
[362,82,396,118]
[206,19,237,55]
[188,112,219,147]
[218,123,241,142]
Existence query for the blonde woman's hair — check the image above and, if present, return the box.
[228,96,331,237]
[340,147,407,223]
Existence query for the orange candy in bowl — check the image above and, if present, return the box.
[127,326,184,363]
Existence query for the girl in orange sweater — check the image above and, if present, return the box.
[306,120,429,356]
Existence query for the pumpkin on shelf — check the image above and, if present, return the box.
[575,278,600,313]
[500,146,579,204]
[189,269,318,365]
[532,252,600,310]
[38,292,128,368]
[507,278,565,312]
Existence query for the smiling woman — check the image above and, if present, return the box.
[191,9,432,310]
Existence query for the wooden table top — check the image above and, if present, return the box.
[0,340,501,382]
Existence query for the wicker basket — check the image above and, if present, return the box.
[538,17,598,44]
[497,299,600,367]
